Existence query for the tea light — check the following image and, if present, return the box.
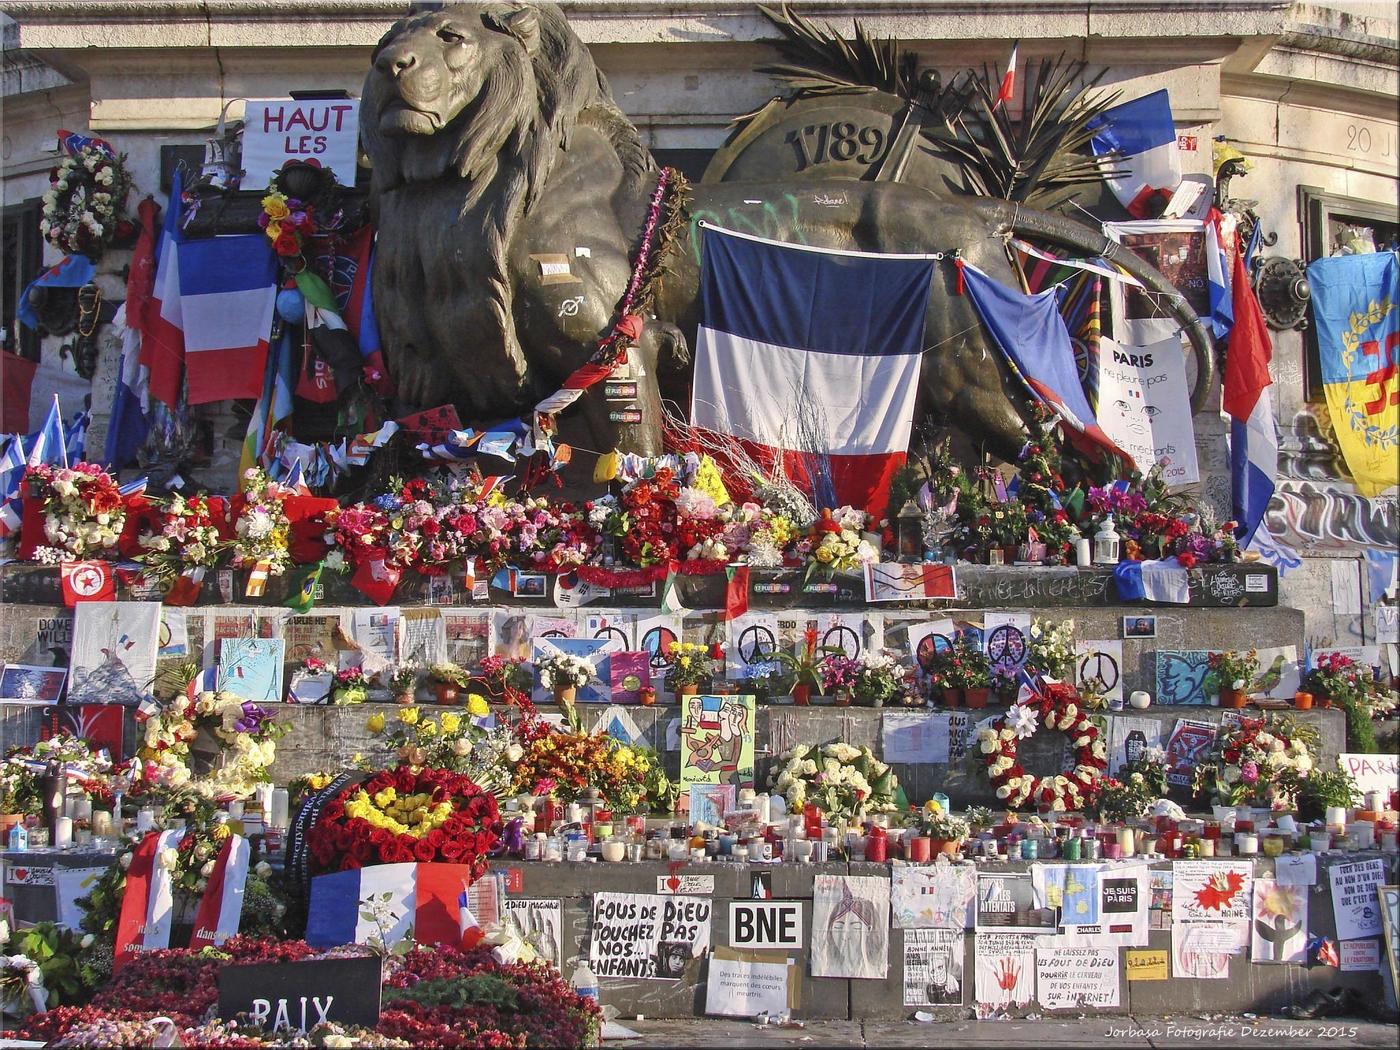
[55,816,73,847]
[74,827,92,846]
[1104,842,1122,860]
[791,839,814,863]
[1347,821,1375,849]
[1275,814,1298,835]
[1235,832,1259,856]
[91,811,113,838]
[1309,832,1331,853]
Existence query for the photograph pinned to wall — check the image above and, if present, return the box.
[1155,650,1211,704]
[43,704,123,759]
[443,609,490,666]
[1123,615,1157,639]
[1075,640,1124,707]
[904,929,964,1007]
[811,874,890,979]
[1149,869,1174,930]
[396,608,447,668]
[216,637,285,705]
[864,561,957,602]
[531,636,611,703]
[1246,646,1301,699]
[982,613,1031,677]
[679,694,755,790]
[69,601,160,706]
[0,665,68,704]
[1251,878,1307,963]
[1105,219,1213,344]
[1164,718,1218,786]
[608,651,651,703]
[490,610,534,662]
[513,573,548,598]
[891,863,976,930]
[975,873,1057,935]
[974,933,1036,1009]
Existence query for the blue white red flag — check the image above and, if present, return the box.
[1222,242,1277,545]
[306,863,496,950]
[179,234,279,404]
[960,261,1132,468]
[103,305,152,470]
[142,171,187,409]
[1087,90,1182,219]
[690,224,934,517]
[188,832,250,949]
[1203,210,1235,340]
[0,435,25,536]
[27,394,66,468]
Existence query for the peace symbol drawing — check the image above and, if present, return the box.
[591,624,630,649]
[821,624,861,659]
[640,626,679,670]
[1077,650,1121,693]
[985,624,1027,670]
[736,624,777,665]
[915,632,954,673]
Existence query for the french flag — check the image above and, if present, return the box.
[188,832,250,949]
[0,435,26,536]
[142,170,187,410]
[306,862,492,950]
[960,261,1131,468]
[178,234,279,404]
[1087,89,1181,219]
[690,224,934,517]
[1222,237,1277,545]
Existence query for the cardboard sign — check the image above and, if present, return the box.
[704,946,798,1018]
[1338,752,1400,798]
[240,99,361,187]
[1036,946,1119,1009]
[589,892,712,980]
[1096,335,1200,485]
[1329,859,1386,941]
[729,901,803,950]
[1126,949,1168,981]
[218,955,381,1031]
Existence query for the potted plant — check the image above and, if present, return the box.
[538,651,594,704]
[819,653,859,706]
[331,666,371,705]
[1207,649,1259,708]
[851,649,905,708]
[1295,768,1362,824]
[958,638,992,708]
[1303,651,1366,708]
[474,655,533,706]
[428,661,470,705]
[917,799,969,857]
[664,642,714,698]
[388,664,418,706]
[773,628,824,705]
[922,643,962,706]
[1095,754,1167,824]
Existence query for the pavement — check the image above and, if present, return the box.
[611,1016,1399,1048]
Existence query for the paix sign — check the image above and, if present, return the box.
[241,99,360,187]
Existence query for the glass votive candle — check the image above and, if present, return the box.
[91,811,113,838]
[1348,821,1376,849]
[1062,835,1082,862]
[601,839,626,862]
[1261,833,1285,858]
[732,844,750,863]
[1020,838,1039,861]
[1380,830,1397,851]
[1116,827,1136,858]
[1235,832,1259,856]
[910,837,932,863]
[1198,837,1216,858]
[1104,841,1123,860]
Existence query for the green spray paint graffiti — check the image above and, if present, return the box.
[688,194,808,263]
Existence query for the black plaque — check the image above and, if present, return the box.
[217,955,381,1031]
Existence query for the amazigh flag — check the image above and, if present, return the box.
[188,832,250,950]
[1305,251,1399,498]
[1086,90,1182,219]
[690,224,934,518]
[178,233,279,404]
[960,261,1131,468]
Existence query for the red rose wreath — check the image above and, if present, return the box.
[978,682,1108,811]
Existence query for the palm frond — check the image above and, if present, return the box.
[922,52,1125,208]
[756,2,919,100]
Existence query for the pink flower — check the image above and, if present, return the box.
[1241,761,1259,784]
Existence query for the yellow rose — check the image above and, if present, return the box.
[366,713,386,734]
[440,712,462,733]
[212,823,232,840]
[466,694,489,717]
[261,193,290,220]
[398,707,420,725]
[419,721,438,737]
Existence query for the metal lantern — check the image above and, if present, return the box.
[1093,514,1121,565]
[896,500,923,562]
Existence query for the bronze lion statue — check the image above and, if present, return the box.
[362,3,1212,485]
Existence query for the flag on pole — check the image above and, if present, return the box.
[1305,251,1399,498]
[960,261,1131,467]
[27,394,66,468]
[995,43,1019,109]
[1222,242,1278,545]
[104,305,152,470]
[179,234,279,404]
[1086,89,1182,219]
[690,224,934,518]
[0,435,25,537]
[142,170,187,409]
[240,329,296,476]
[1203,210,1235,340]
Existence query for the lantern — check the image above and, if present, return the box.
[1093,514,1121,565]
[896,500,923,562]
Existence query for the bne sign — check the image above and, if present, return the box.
[729,901,803,950]
[241,99,361,187]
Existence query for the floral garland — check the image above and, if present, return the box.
[308,766,502,875]
[25,464,126,562]
[767,742,899,825]
[40,144,131,258]
[977,682,1107,811]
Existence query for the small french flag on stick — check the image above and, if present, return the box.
[995,43,1019,109]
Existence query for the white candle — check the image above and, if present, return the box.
[136,808,156,832]
[1325,806,1348,828]
[792,839,814,863]
[1234,832,1258,856]
[601,839,626,862]
[71,799,93,823]
[55,816,73,847]
[1117,827,1136,857]
[1347,821,1375,849]
[269,788,290,829]
[91,811,113,838]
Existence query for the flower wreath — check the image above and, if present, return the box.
[40,144,131,258]
[977,682,1108,811]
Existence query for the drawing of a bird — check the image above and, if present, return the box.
[1252,653,1287,695]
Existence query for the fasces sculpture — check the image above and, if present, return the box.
[361,3,1211,484]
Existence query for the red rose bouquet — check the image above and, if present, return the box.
[308,766,502,876]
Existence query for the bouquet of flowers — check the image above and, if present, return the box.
[332,667,372,705]
[366,705,508,789]
[475,655,534,707]
[1096,749,1168,823]
[505,727,654,811]
[25,463,126,562]
[818,653,858,697]
[850,649,905,707]
[802,507,877,574]
[428,661,471,688]
[308,766,503,874]
[227,469,291,577]
[915,798,969,842]
[767,742,899,825]
[41,143,131,258]
[138,692,285,798]
[1191,716,1317,809]
[664,641,714,691]
[1028,617,1077,681]
[537,652,595,694]
[2,734,115,817]
[1303,651,1368,704]
[257,189,316,259]
[134,493,227,582]
[1206,649,1260,696]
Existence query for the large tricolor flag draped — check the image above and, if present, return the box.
[1222,241,1278,545]
[142,170,187,409]
[113,828,184,970]
[1086,89,1182,219]
[959,261,1132,468]
[1305,251,1399,498]
[305,862,498,950]
[178,233,279,404]
[689,224,934,517]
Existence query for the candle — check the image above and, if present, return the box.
[1325,806,1348,829]
[55,816,73,847]
[1380,831,1397,851]
[910,837,932,863]
[1235,832,1259,856]
[792,839,814,863]
[1348,821,1375,849]
[228,801,245,821]
[71,799,93,823]
[601,840,626,862]
[91,811,113,838]
[1104,841,1122,860]
[1198,838,1216,858]
[269,788,290,830]
[1075,538,1092,567]
[732,845,749,863]
[136,808,156,833]
[74,828,92,846]
[1116,827,1136,858]
[1262,833,1285,857]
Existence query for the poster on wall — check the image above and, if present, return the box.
[678,694,755,790]
[975,873,1056,935]
[240,98,362,187]
[500,898,563,970]
[891,864,976,930]
[1096,336,1199,485]
[68,602,161,705]
[881,711,949,765]
[0,665,67,704]
[1164,718,1218,787]
[808,612,876,659]
[1250,878,1307,964]
[903,929,964,1007]
[1105,219,1211,343]
[442,610,490,666]
[810,875,890,979]
[726,614,783,681]
[397,608,447,668]
[531,637,611,703]
[1046,865,1151,947]
[1107,716,1163,775]
[705,947,795,1018]
[1337,753,1400,798]
[1155,650,1212,705]
[982,613,1031,678]
[1035,947,1119,1009]
[588,892,712,980]
[1074,640,1125,708]
[974,933,1036,1008]
[1329,859,1386,941]
[216,637,285,705]
[1171,922,1234,979]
